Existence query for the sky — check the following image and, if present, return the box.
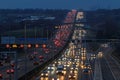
[0,0,120,10]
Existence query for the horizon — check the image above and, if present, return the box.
[0,0,120,10]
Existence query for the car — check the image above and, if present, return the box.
[70,69,77,73]
[39,56,44,59]
[71,64,78,70]
[0,61,3,66]
[62,57,67,61]
[58,61,62,65]
[40,70,49,77]
[11,63,15,67]
[56,65,66,75]
[47,64,55,73]
[6,69,14,74]
[0,73,3,79]
[33,61,39,65]
[40,59,44,62]
[69,73,76,79]
[47,67,54,73]
[75,58,80,62]
[83,69,89,74]
[43,48,49,53]
[75,55,80,59]
[84,63,91,69]
[10,60,17,66]
[70,69,77,74]
[54,61,57,64]
[10,69,15,74]
[48,64,55,67]
[64,61,71,67]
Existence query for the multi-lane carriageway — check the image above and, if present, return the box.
[34,12,95,80]
[0,10,77,80]
[1,10,120,80]
[34,11,120,80]
[32,10,99,80]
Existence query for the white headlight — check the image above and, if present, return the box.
[41,73,44,76]
[48,67,50,69]
[67,65,69,67]
[47,71,50,73]
[46,74,48,76]
[71,68,73,69]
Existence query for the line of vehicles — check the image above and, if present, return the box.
[35,20,95,80]
[0,10,77,80]
[0,10,96,80]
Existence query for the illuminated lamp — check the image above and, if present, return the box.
[42,44,46,48]
[6,44,10,48]
[20,44,24,48]
[12,44,17,48]
[35,44,39,48]
[27,44,31,48]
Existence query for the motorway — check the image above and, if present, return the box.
[1,10,120,80]
[33,11,120,80]
[34,20,94,80]
[0,10,77,80]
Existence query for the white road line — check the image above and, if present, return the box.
[104,56,117,80]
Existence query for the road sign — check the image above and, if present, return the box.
[1,37,15,44]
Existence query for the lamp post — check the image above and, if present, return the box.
[24,24,28,80]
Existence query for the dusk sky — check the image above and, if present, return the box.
[0,0,120,10]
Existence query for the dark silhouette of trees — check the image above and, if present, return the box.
[87,9,120,39]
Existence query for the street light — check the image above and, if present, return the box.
[42,44,46,48]
[35,44,39,48]
[27,44,31,48]
[6,44,10,48]
[12,44,17,48]
[24,24,28,80]
[20,44,24,48]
